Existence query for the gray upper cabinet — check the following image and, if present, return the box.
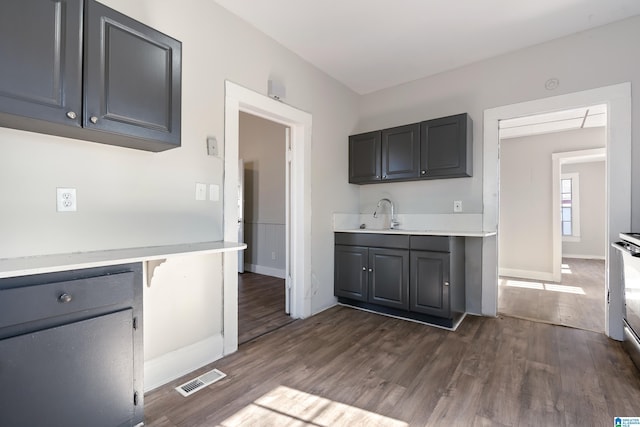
[349,131,381,183]
[381,123,420,181]
[0,0,181,152]
[349,113,472,184]
[0,0,83,128]
[84,0,181,150]
[420,113,472,178]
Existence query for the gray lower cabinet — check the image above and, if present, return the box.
[335,232,465,327]
[334,244,409,310]
[0,0,181,152]
[0,263,143,427]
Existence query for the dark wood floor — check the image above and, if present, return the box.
[145,305,640,426]
[499,258,605,332]
[238,272,294,345]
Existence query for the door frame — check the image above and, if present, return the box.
[222,81,312,355]
[482,82,631,340]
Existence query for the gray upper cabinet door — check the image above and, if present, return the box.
[381,123,420,181]
[0,0,83,128]
[349,131,381,183]
[420,113,472,178]
[84,0,182,150]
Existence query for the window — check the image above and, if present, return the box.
[561,173,580,241]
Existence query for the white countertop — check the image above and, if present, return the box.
[334,228,496,238]
[0,241,247,279]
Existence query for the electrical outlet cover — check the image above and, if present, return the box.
[57,188,77,212]
[453,200,462,213]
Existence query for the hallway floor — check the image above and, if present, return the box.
[499,258,605,332]
[238,272,294,345]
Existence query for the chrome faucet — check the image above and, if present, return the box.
[373,198,400,229]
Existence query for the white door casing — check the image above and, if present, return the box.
[223,81,312,355]
[483,82,631,340]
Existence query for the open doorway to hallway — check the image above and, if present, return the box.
[237,112,293,344]
[497,106,607,332]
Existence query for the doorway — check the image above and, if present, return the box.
[222,81,312,355]
[497,108,607,332]
[237,111,293,343]
[482,82,632,340]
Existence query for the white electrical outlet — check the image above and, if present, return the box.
[453,200,462,213]
[57,188,77,212]
[271,251,276,260]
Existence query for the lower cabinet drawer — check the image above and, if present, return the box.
[0,271,135,329]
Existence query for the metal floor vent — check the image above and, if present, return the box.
[175,368,227,397]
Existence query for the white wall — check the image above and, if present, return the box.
[239,112,287,276]
[499,128,605,279]
[562,161,606,259]
[357,15,640,312]
[0,0,359,387]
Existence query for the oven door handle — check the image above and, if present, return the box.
[613,241,640,256]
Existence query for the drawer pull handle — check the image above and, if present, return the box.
[58,293,73,303]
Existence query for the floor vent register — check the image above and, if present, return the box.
[175,368,227,397]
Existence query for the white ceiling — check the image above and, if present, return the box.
[212,0,640,94]
[499,104,607,139]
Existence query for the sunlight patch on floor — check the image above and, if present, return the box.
[561,263,573,274]
[501,279,585,295]
[218,385,408,427]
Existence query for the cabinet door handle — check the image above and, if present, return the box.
[368,268,373,272]
[90,116,98,124]
[66,111,77,120]
[444,281,450,287]
[58,293,73,303]
[421,170,426,175]
[382,175,387,179]
[362,266,366,271]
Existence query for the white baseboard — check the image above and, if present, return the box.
[144,333,224,392]
[244,263,286,279]
[563,254,605,260]
[499,268,555,282]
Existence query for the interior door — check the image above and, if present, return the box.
[238,158,245,273]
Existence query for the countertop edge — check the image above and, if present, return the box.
[0,241,247,279]
[334,229,497,237]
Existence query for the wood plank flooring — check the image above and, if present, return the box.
[238,272,294,345]
[144,306,640,426]
[499,258,605,332]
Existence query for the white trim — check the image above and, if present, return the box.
[563,254,606,260]
[243,263,286,279]
[223,81,312,356]
[143,334,224,392]
[498,268,556,282]
[483,82,631,340]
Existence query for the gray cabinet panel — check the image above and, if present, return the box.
[381,123,420,181]
[0,0,82,127]
[420,113,472,178]
[410,251,450,318]
[369,248,409,310]
[335,245,368,301]
[349,131,381,183]
[84,0,181,148]
[0,309,134,427]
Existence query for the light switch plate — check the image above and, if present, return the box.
[195,183,207,201]
[209,184,219,201]
[207,137,218,157]
[453,200,462,213]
